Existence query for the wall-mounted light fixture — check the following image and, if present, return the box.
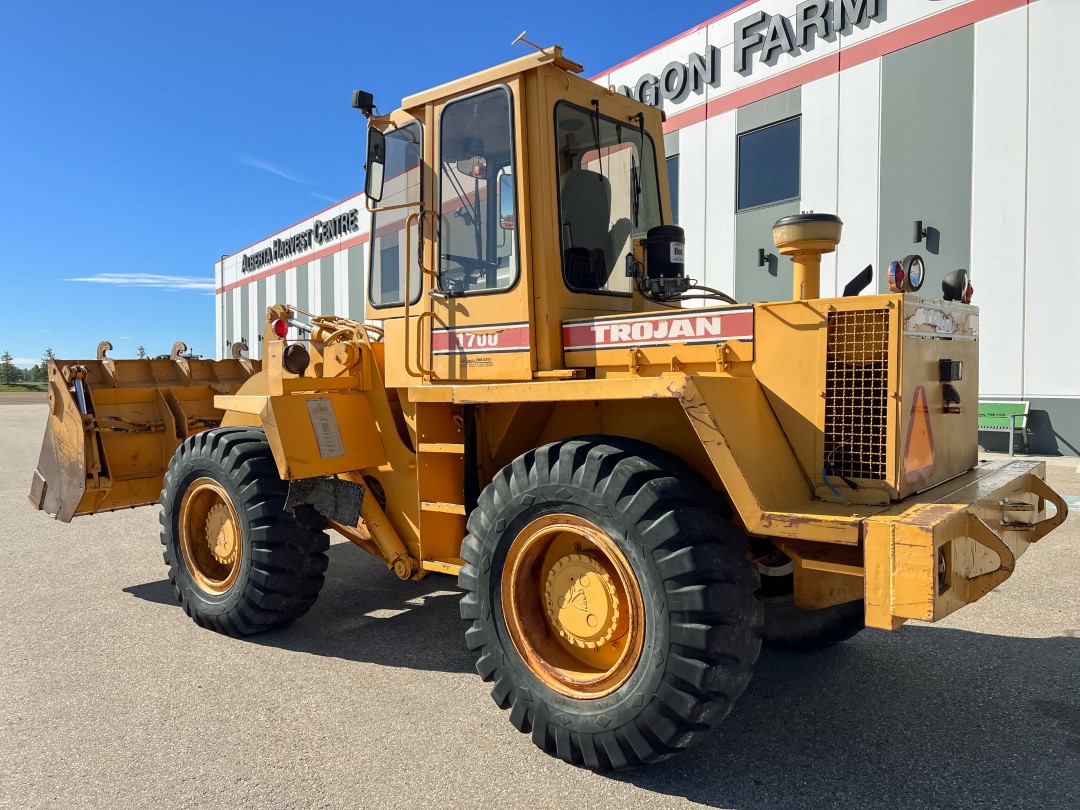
[913,220,928,244]
[758,248,774,267]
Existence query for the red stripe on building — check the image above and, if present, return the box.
[590,0,760,81]
[660,0,1030,133]
[216,231,370,294]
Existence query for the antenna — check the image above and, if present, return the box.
[512,30,550,55]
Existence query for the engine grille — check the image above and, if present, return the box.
[824,309,890,480]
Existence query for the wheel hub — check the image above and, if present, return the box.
[178,477,242,595]
[206,503,238,565]
[500,513,646,699]
[544,553,619,649]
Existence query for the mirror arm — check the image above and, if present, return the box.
[365,199,424,215]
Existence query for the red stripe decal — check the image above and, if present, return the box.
[562,308,754,351]
[431,323,531,355]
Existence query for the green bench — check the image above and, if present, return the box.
[978,401,1029,457]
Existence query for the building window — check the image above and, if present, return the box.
[737,116,800,211]
[667,155,680,225]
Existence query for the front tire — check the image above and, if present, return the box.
[459,437,761,770]
[160,427,329,636]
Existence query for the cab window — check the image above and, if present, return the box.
[369,122,422,308]
[554,102,662,294]
[438,86,518,295]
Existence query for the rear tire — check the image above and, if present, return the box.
[160,427,329,636]
[758,555,864,651]
[459,436,762,770]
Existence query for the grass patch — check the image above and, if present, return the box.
[0,382,47,392]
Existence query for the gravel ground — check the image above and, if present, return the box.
[2,402,1078,809]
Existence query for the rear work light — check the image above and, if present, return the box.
[887,254,925,293]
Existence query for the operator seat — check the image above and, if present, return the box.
[560,169,632,290]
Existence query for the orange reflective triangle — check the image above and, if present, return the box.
[905,385,935,485]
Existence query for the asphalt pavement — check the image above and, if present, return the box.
[2,402,1078,809]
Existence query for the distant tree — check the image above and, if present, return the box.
[30,363,46,382]
[0,351,16,385]
[136,345,147,359]
[42,347,56,368]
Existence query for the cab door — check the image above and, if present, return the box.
[427,82,533,381]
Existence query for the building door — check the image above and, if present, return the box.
[878,26,974,293]
[734,90,802,303]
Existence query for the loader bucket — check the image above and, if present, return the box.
[28,342,259,522]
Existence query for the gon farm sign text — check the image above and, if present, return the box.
[617,0,884,106]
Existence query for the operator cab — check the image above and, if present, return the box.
[358,47,678,385]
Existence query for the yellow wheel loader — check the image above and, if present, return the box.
[30,46,1068,770]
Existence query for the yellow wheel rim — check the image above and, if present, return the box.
[178,477,242,595]
[501,514,645,699]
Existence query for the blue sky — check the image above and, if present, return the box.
[0,0,736,366]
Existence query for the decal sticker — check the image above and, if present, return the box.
[904,301,979,341]
[306,397,345,459]
[904,386,935,485]
[562,307,753,352]
[432,322,531,355]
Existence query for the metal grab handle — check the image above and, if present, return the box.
[963,515,1017,601]
[416,311,437,377]
[1023,474,1069,540]
[961,475,1068,601]
[403,212,423,378]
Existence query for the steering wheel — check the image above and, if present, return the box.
[440,254,496,289]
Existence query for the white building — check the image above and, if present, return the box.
[216,0,1080,455]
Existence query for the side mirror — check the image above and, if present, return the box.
[498,171,514,230]
[365,128,386,203]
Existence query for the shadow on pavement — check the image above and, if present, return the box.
[126,540,1080,807]
[122,579,177,605]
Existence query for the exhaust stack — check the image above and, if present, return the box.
[772,213,843,301]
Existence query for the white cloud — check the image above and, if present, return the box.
[65,273,215,291]
[12,357,38,367]
[237,154,307,184]
[309,191,338,203]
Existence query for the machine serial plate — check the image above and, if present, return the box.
[306,397,346,458]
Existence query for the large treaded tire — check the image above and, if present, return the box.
[160,427,329,636]
[459,436,762,770]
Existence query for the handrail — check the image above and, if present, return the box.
[403,211,423,378]
[403,212,440,384]
[416,311,438,377]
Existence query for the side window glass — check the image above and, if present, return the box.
[369,122,422,307]
[438,87,518,295]
[555,102,662,295]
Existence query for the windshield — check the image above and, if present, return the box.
[555,102,662,294]
[368,122,422,308]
